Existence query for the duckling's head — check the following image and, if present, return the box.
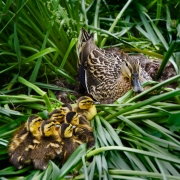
[59,103,73,115]
[49,109,65,122]
[77,96,97,110]
[27,116,43,137]
[59,123,76,138]
[65,111,80,126]
[41,120,60,137]
[121,55,143,93]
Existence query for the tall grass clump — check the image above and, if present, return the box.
[0,0,180,179]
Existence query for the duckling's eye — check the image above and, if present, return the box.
[35,119,42,123]
[81,101,86,104]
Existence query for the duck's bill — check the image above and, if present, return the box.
[131,73,143,93]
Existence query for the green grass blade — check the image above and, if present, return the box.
[28,28,51,94]
[60,38,77,69]
[156,41,177,79]
[100,0,133,47]
[106,89,180,121]
[59,143,86,179]
[17,76,52,112]
[127,74,180,103]
[155,0,162,25]
[87,146,180,164]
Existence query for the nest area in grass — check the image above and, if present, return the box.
[54,52,177,104]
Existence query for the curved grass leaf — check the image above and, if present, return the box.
[0,107,22,116]
[58,143,87,179]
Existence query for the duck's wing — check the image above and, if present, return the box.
[89,76,131,103]
[92,49,122,77]
[83,48,122,92]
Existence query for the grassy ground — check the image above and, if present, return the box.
[0,0,180,179]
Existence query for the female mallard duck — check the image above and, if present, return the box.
[77,28,152,103]
[58,123,82,164]
[74,96,98,120]
[65,111,95,148]
[8,116,43,169]
[30,120,62,170]
[49,104,73,123]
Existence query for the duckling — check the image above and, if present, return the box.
[76,28,152,103]
[48,103,73,123]
[30,120,62,170]
[65,111,95,148]
[58,123,82,164]
[8,124,29,157]
[74,96,98,120]
[8,115,43,169]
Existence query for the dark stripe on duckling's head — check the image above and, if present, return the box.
[40,120,60,137]
[49,109,61,117]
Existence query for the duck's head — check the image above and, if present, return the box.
[121,55,143,93]
[41,120,60,137]
[77,96,98,110]
[27,116,43,137]
[59,123,76,138]
[65,111,80,126]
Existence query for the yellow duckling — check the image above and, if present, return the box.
[8,116,43,169]
[30,120,62,170]
[65,111,95,148]
[58,123,82,164]
[74,96,98,120]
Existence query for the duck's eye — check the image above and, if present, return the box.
[125,62,129,67]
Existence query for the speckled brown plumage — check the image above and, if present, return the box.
[77,28,152,103]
